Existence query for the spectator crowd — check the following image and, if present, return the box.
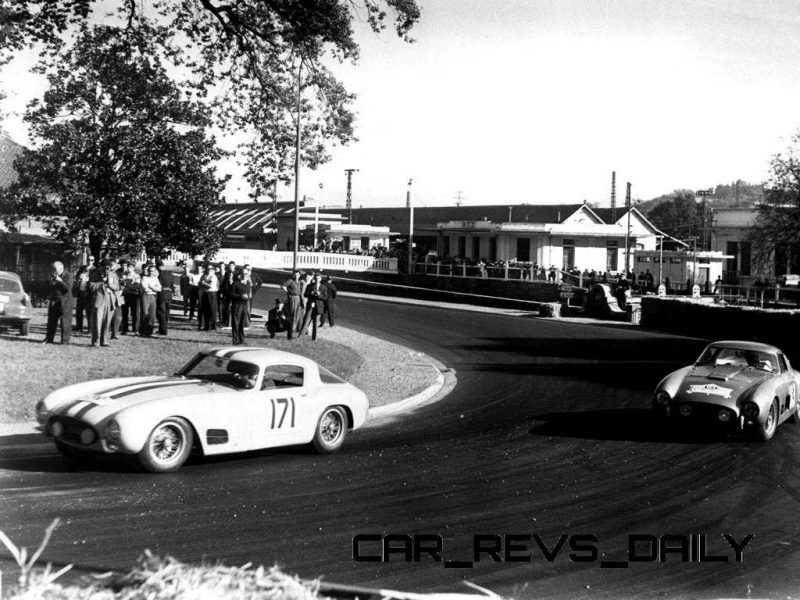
[42,256,338,347]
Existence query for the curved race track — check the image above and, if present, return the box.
[2,296,800,599]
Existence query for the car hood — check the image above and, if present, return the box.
[48,376,218,424]
[677,364,769,402]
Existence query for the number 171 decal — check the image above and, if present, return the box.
[270,397,295,429]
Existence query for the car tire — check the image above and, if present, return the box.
[19,321,28,336]
[790,389,800,424]
[137,417,194,473]
[312,406,347,454]
[756,400,778,441]
[54,439,96,463]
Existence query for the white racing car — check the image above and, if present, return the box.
[36,347,369,472]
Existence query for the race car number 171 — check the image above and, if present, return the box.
[270,397,296,429]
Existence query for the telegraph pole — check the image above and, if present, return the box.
[455,190,464,207]
[624,182,632,279]
[407,178,414,274]
[344,168,359,223]
[610,171,617,222]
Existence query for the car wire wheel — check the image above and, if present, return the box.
[138,417,194,472]
[312,406,347,454]
[757,400,778,442]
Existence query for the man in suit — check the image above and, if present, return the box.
[155,259,175,335]
[44,261,74,344]
[265,298,290,338]
[297,272,328,339]
[320,275,337,327]
[88,259,120,347]
[218,261,237,328]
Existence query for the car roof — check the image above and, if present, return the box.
[707,340,782,354]
[203,347,319,369]
[0,271,22,281]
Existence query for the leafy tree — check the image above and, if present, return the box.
[644,192,705,244]
[750,131,800,274]
[3,23,228,259]
[1,0,421,198]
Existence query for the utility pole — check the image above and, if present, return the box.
[624,182,632,279]
[344,168,359,223]
[407,178,414,275]
[455,190,464,207]
[314,183,322,249]
[610,171,617,222]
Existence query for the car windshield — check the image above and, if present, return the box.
[695,346,778,372]
[177,354,260,390]
[0,278,21,293]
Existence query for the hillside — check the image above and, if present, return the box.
[637,180,763,215]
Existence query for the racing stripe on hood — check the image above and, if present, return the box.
[58,400,85,415]
[108,379,198,399]
[74,402,97,420]
[216,348,263,358]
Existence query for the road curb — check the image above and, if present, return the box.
[366,354,456,425]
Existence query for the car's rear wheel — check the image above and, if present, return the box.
[55,439,96,463]
[312,406,347,454]
[756,400,778,441]
[137,417,193,473]
[19,321,28,336]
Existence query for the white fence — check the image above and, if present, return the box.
[173,249,398,274]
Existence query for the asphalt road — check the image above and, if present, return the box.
[2,296,800,599]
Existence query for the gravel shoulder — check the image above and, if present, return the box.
[0,307,442,428]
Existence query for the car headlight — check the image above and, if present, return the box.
[742,402,759,419]
[50,421,64,437]
[718,409,732,423]
[105,420,121,442]
[679,404,692,417]
[80,428,96,445]
[35,401,50,424]
[655,391,671,406]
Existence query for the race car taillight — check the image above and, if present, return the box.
[742,402,759,419]
[655,391,671,406]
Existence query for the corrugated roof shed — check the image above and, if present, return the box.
[349,204,585,235]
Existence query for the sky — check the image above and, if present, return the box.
[2,0,800,209]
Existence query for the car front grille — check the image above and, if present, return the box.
[48,416,97,445]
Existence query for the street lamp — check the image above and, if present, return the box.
[407,178,414,274]
[314,182,322,250]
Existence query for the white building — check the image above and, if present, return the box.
[435,203,662,274]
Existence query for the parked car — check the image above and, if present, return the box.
[653,340,800,440]
[0,271,32,335]
[36,347,370,472]
[779,274,799,287]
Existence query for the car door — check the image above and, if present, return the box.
[244,364,311,450]
[778,354,798,417]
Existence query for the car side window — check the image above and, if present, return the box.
[778,354,789,373]
[261,364,305,390]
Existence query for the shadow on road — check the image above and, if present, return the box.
[0,432,317,474]
[528,408,749,444]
